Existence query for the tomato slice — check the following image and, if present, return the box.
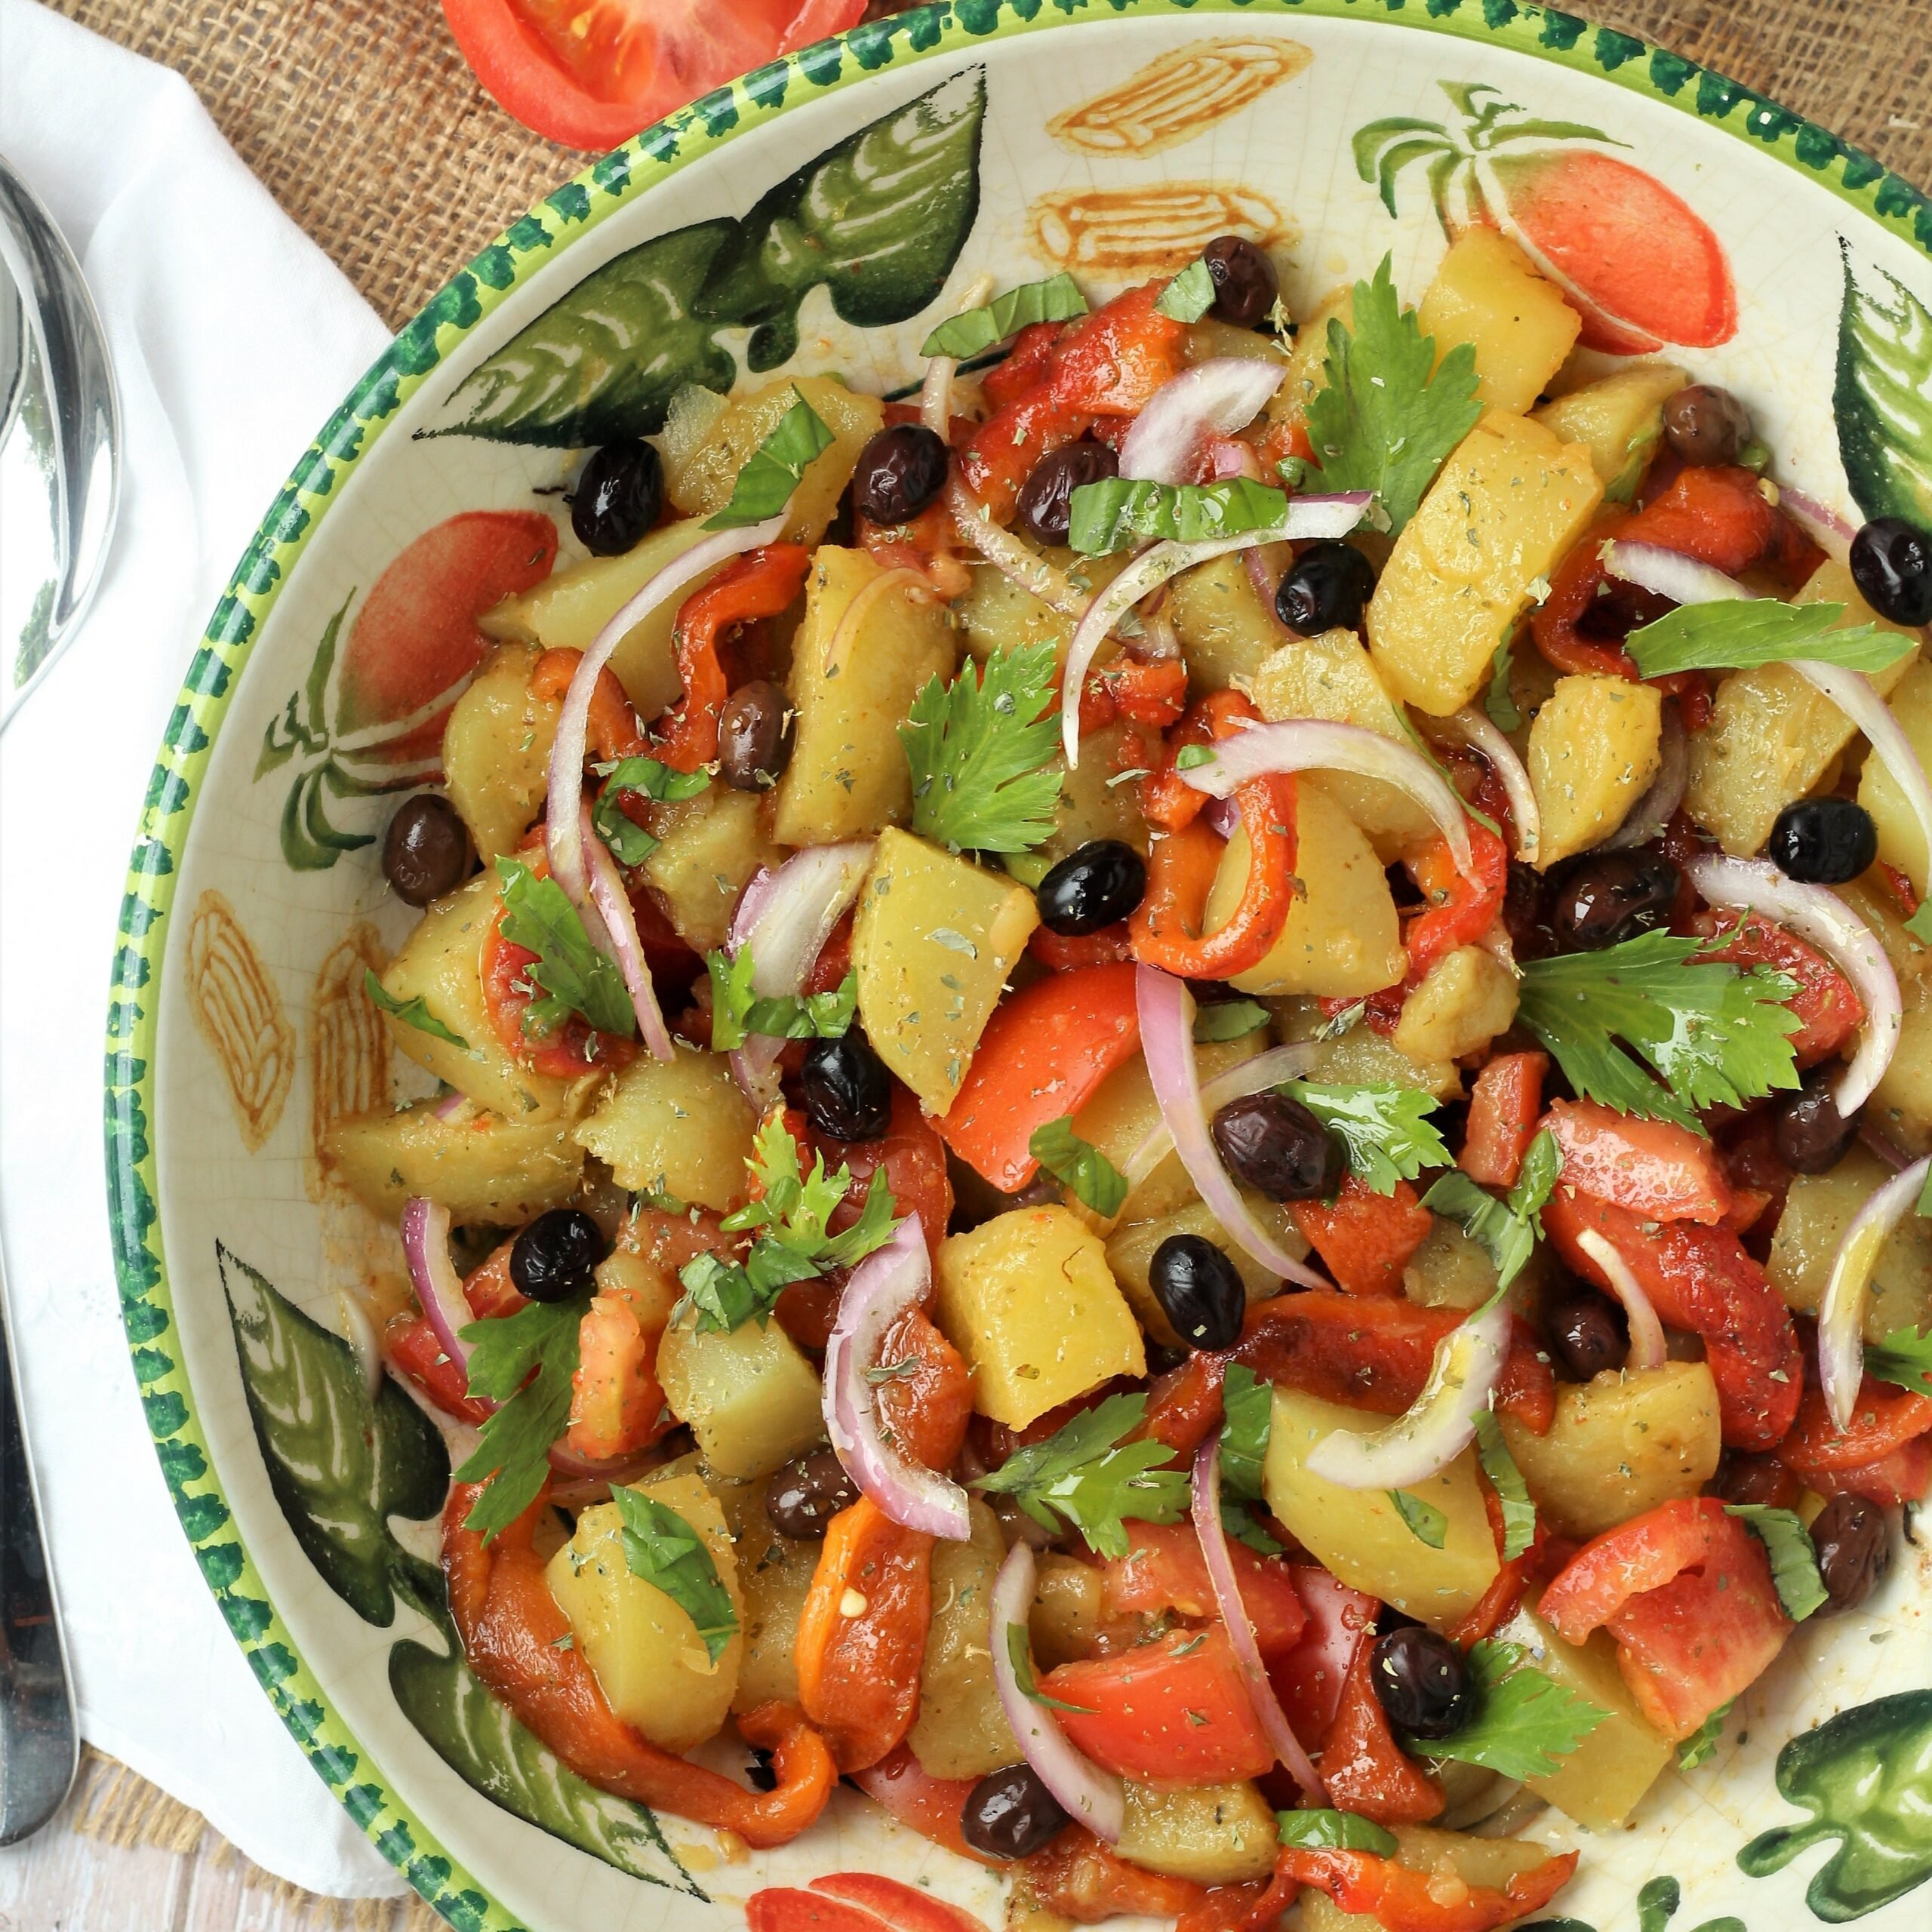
[1266,1566,1377,1745]
[1044,1626,1275,1783]
[1540,1098,1734,1225]
[1692,909,1863,1066]
[1459,1052,1547,1190]
[1287,1175,1433,1295]
[1100,1523,1308,1654]
[443,1,866,149]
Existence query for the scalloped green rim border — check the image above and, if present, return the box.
[103,3,1930,1927]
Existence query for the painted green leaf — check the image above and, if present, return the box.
[218,1244,447,1626]
[389,1637,705,1894]
[436,220,738,447]
[1835,251,1932,528]
[696,69,986,370]
[1739,1689,1932,1921]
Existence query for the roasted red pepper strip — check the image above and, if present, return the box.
[654,544,811,771]
[385,1314,493,1426]
[1778,1375,1932,1475]
[1693,908,1863,1066]
[1080,655,1190,735]
[851,1748,998,1866]
[443,1484,833,1845]
[1321,1641,1446,1823]
[938,962,1142,1191]
[1544,1189,1801,1450]
[873,1307,974,1472]
[1139,691,1252,833]
[531,646,645,762]
[1401,822,1509,989]
[1459,1052,1548,1189]
[983,319,1065,408]
[1797,1438,1932,1506]
[1288,1176,1434,1295]
[795,1497,933,1772]
[1275,1843,1579,1932]
[1029,922,1136,971]
[1174,1863,1302,1932]
[1020,1829,1204,1924]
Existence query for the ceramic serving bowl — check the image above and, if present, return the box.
[108,5,1932,1929]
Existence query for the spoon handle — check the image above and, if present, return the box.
[0,1244,78,1843]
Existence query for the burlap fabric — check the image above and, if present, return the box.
[25,0,1931,1915]
[45,0,1932,331]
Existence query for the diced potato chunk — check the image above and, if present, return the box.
[1768,1146,1932,1339]
[909,1501,1019,1780]
[1532,363,1687,502]
[324,1100,584,1224]
[1265,288,1351,444]
[1249,627,1437,858]
[1401,1220,1497,1311]
[573,1045,756,1209]
[852,828,1040,1112]
[544,1469,743,1752]
[481,518,723,723]
[935,1207,1147,1428]
[1685,558,1921,854]
[710,1474,819,1712]
[1527,674,1663,865]
[1030,1553,1107,1670]
[1274,1001,1461,1101]
[1107,1198,1305,1346]
[1263,1389,1499,1629]
[1869,986,1932,1155]
[1204,790,1405,997]
[958,550,1131,668]
[1500,1364,1721,1540]
[441,643,557,863]
[1391,944,1518,1064]
[1168,552,1290,694]
[1836,872,1932,991]
[1037,721,1152,869]
[377,873,580,1123]
[1367,412,1604,716]
[773,549,961,847]
[1118,1782,1278,1884]
[657,1316,826,1478]
[1497,1607,1672,1829]
[1417,229,1581,414]
[662,376,883,546]
[1859,661,1932,895]
[641,786,785,953]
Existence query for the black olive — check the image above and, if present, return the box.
[1370,1626,1472,1740]
[572,439,664,556]
[383,794,470,907]
[509,1208,607,1303]
[717,680,795,791]
[1544,1283,1629,1382]
[1036,840,1146,935]
[1849,516,1932,627]
[1710,1451,1800,1511]
[801,1035,893,1142]
[1811,1494,1892,1614]
[1546,849,1680,951]
[961,1763,1071,1860]
[1211,1094,1346,1203]
[1660,385,1752,468]
[1274,542,1377,635]
[852,423,950,527]
[1200,235,1279,329]
[1774,1073,1857,1175]
[1768,798,1879,885]
[1017,439,1118,546]
[1149,1233,1246,1351]
[765,1448,859,1540]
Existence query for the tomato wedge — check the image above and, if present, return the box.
[1100,1522,1308,1654]
[1540,1099,1734,1225]
[444,2,866,150]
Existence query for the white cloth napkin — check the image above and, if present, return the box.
[0,0,405,1898]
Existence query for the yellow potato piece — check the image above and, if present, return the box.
[935,1206,1147,1428]
[1106,1198,1306,1346]
[1118,1782,1278,1884]
[1168,552,1294,694]
[909,1501,1020,1780]
[1858,660,1932,895]
[441,643,558,863]
[1037,721,1152,869]
[1768,1145,1932,1340]
[1866,986,1932,1155]
[1029,1553,1108,1670]
[1367,411,1603,716]
[1401,1220,1498,1311]
[1417,229,1581,415]
[325,1100,583,1225]
[657,1316,826,1479]
[1390,944,1518,1064]
[573,1044,756,1209]
[545,1469,743,1753]
[1527,673,1664,866]
[1532,363,1687,501]
[711,1472,819,1712]
[1263,1388,1499,1630]
[774,549,961,848]
[641,786,786,953]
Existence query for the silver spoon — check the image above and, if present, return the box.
[0,150,113,1841]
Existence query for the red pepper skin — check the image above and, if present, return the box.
[1275,1842,1579,1932]
[1321,1641,1446,1824]
[1544,1189,1801,1450]
[1131,776,1298,981]
[1693,909,1863,1066]
[1795,1438,1932,1507]
[1020,1830,1204,1924]
[1777,1376,1932,1478]
[1459,1052,1547,1189]
[1401,823,1509,990]
[1540,1098,1734,1225]
[531,647,646,762]
[1287,1176,1433,1296]
[385,1314,494,1426]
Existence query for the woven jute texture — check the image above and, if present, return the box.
[45,0,1932,331]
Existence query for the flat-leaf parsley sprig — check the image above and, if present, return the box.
[903,640,1063,854]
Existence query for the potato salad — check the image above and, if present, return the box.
[332,229,1932,1929]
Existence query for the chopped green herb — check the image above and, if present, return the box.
[1192,997,1269,1041]
[1407,1638,1608,1780]
[1154,257,1217,323]
[363,970,468,1049]
[921,273,1089,359]
[1726,1505,1829,1621]
[456,1300,584,1540]
[1219,1363,1274,1506]
[614,1487,739,1665]
[1276,1809,1399,1855]
[1472,1410,1536,1561]
[494,856,635,1041]
[1067,476,1291,555]
[1625,598,1909,681]
[1866,1324,1932,1398]
[706,946,857,1051]
[1029,1116,1130,1217]
[1284,1081,1451,1195]
[706,390,835,529]
[1004,1624,1096,1714]
[1388,1487,1449,1548]
[1677,1702,1732,1770]
[1484,638,1523,734]
[1420,1129,1561,1289]
[591,755,711,866]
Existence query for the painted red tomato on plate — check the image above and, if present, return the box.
[443,0,868,150]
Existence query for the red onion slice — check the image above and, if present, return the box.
[1122,1041,1321,1189]
[990,1541,1124,1841]
[1820,1153,1931,1431]
[1304,1297,1511,1489]
[1445,708,1540,865]
[948,478,1088,620]
[1779,488,1857,558]
[1137,966,1326,1287]
[921,272,995,438]
[1602,539,1750,609]
[1572,1229,1668,1372]
[1179,718,1478,882]
[582,803,675,1062]
[1789,660,1932,912]
[402,1196,481,1386]
[545,1441,659,1483]
[1684,852,1899,1115]
[822,1214,971,1540]
[1118,359,1286,485]
[1061,496,1371,768]
[1190,1436,1327,1801]
[545,515,788,916]
[1606,701,1688,851]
